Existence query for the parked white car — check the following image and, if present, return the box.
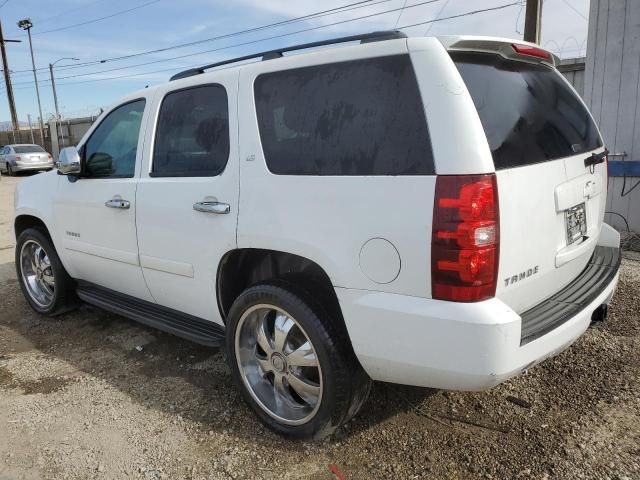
[1,144,54,175]
[12,32,620,439]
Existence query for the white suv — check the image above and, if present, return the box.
[12,31,621,439]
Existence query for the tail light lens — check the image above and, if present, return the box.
[15,156,21,161]
[48,154,52,160]
[432,174,499,302]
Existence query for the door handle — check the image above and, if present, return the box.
[193,201,230,214]
[105,198,130,209]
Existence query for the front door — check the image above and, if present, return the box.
[135,73,239,323]
[53,98,153,301]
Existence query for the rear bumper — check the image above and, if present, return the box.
[13,161,54,172]
[337,231,621,391]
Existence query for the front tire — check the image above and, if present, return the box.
[15,228,76,315]
[226,282,371,440]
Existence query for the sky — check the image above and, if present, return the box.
[0,0,590,124]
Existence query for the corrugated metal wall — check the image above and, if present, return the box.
[583,0,640,233]
[558,58,586,96]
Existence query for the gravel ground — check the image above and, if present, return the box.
[0,174,639,480]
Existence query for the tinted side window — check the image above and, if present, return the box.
[84,100,146,178]
[152,85,229,177]
[452,52,602,169]
[254,55,434,175]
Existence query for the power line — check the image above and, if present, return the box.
[424,0,452,35]
[33,0,111,27]
[35,0,394,82]
[7,0,521,91]
[398,1,522,29]
[6,0,390,79]
[0,1,10,9]
[30,0,162,36]
[560,0,587,20]
[394,0,409,28]
[9,0,435,87]
[9,0,384,74]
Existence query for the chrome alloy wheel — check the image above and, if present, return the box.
[20,239,55,308]
[235,304,323,425]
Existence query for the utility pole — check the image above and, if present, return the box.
[17,18,45,146]
[27,113,34,143]
[524,0,543,44]
[49,57,78,148]
[0,20,21,132]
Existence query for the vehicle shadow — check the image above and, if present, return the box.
[0,260,436,445]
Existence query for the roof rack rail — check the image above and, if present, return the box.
[169,30,407,81]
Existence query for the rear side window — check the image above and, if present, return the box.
[254,55,434,175]
[152,85,229,177]
[452,52,602,170]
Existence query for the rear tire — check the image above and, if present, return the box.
[226,281,371,440]
[15,228,76,315]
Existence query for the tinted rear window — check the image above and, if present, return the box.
[14,145,45,153]
[254,55,434,175]
[452,52,602,170]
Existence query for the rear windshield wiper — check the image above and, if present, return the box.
[584,148,609,168]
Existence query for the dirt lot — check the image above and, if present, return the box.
[0,174,639,480]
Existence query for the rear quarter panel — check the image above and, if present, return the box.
[237,40,437,297]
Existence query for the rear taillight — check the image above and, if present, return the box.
[511,43,552,61]
[15,156,21,160]
[432,174,499,302]
[48,154,52,160]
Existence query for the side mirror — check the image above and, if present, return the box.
[57,146,81,175]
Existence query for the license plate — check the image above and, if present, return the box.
[565,203,587,245]
[29,156,39,162]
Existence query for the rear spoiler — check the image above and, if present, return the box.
[437,35,559,67]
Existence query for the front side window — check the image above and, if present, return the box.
[152,85,229,177]
[83,99,146,178]
[254,55,434,176]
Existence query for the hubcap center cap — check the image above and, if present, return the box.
[271,353,286,373]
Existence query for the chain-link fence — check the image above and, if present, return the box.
[0,115,96,160]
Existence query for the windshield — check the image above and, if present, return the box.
[13,145,46,154]
[452,52,602,170]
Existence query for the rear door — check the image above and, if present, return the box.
[135,72,239,323]
[451,51,606,313]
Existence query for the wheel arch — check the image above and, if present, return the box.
[217,248,350,343]
[14,214,51,240]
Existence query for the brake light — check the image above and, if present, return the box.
[48,154,52,160]
[15,156,21,160]
[432,174,499,302]
[511,43,552,60]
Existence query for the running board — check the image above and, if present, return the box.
[76,283,225,347]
